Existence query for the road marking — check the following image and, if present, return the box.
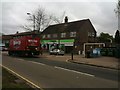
[66,59,70,62]
[54,66,95,77]
[17,58,25,61]
[28,61,45,66]
[0,64,43,90]
[13,58,46,66]
[15,58,94,77]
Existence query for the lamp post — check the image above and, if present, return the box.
[71,42,75,60]
[27,12,35,31]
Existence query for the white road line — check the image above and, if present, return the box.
[54,66,95,77]
[14,58,46,66]
[17,58,25,61]
[66,59,70,62]
[0,64,43,90]
[28,61,45,66]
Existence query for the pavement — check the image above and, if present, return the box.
[40,52,119,70]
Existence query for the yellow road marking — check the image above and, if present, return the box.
[0,64,44,90]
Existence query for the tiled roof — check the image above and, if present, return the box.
[1,35,13,40]
[42,19,96,34]
[14,30,40,36]
[1,31,40,40]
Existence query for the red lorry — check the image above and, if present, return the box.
[8,34,41,56]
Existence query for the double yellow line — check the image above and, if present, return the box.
[0,64,44,90]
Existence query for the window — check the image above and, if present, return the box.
[88,32,91,37]
[88,32,95,37]
[42,35,46,38]
[61,33,66,38]
[47,34,51,38]
[70,32,76,37]
[92,32,95,37]
[53,34,57,38]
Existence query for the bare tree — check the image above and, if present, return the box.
[34,7,54,32]
[20,6,53,32]
[115,0,120,15]
[52,11,66,24]
[21,6,66,32]
[20,25,32,31]
[29,7,52,32]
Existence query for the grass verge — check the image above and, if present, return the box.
[2,67,36,90]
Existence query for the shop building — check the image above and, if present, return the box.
[41,17,97,54]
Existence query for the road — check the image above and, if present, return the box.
[0,54,2,89]
[2,53,118,89]
[14,54,118,81]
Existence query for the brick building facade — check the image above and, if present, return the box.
[41,17,97,54]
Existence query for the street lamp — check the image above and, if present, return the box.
[27,12,35,31]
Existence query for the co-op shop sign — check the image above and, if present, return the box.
[42,39,74,46]
[42,39,74,43]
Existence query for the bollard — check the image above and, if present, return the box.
[71,52,73,60]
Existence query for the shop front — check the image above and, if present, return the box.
[41,39,74,53]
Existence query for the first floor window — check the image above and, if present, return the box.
[53,34,57,38]
[70,32,76,37]
[88,32,95,37]
[47,34,51,38]
[61,33,66,38]
[42,35,46,38]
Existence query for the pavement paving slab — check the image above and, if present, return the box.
[40,52,119,70]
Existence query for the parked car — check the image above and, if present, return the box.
[0,46,2,51]
[0,46,8,51]
[49,49,64,55]
[2,47,8,51]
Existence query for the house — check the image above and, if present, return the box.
[41,17,97,54]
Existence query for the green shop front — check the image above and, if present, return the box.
[41,39,74,53]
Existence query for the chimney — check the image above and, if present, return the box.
[16,31,19,34]
[64,16,68,23]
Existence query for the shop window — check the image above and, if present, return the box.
[61,33,66,38]
[70,32,76,37]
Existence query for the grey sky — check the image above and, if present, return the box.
[1,0,118,36]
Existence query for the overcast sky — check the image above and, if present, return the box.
[0,0,118,36]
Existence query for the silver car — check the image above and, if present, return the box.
[49,49,64,55]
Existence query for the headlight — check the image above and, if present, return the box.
[26,47,29,50]
[35,47,39,50]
